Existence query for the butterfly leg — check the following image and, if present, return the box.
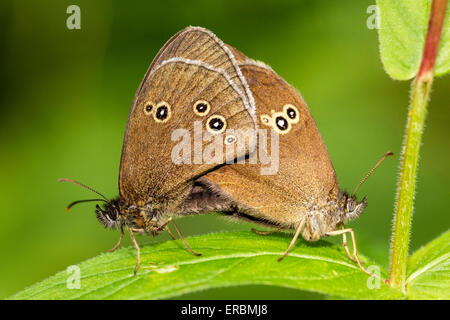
[165,226,177,240]
[108,226,124,253]
[340,225,357,262]
[251,228,279,236]
[128,228,142,276]
[165,223,201,256]
[155,217,173,231]
[277,219,305,262]
[170,220,202,257]
[326,228,372,276]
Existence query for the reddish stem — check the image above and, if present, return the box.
[389,0,448,291]
[417,0,448,79]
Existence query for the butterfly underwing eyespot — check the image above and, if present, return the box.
[153,101,171,123]
[260,114,273,127]
[143,101,155,116]
[283,104,300,124]
[206,115,227,134]
[225,135,236,145]
[193,100,211,116]
[271,112,291,134]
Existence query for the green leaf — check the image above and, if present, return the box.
[9,231,403,300]
[377,0,450,80]
[406,230,450,299]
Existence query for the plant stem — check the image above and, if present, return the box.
[389,0,447,291]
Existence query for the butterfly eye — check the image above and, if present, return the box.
[225,135,236,145]
[153,102,171,123]
[271,112,291,135]
[206,115,226,134]
[283,104,300,124]
[193,100,211,116]
[143,102,155,115]
[347,201,356,212]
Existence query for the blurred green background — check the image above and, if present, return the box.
[0,0,448,299]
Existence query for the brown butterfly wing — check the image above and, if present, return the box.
[199,62,339,228]
[119,59,256,210]
[134,26,256,120]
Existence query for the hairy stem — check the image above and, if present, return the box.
[389,0,447,291]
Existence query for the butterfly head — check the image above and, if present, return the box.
[340,151,393,222]
[59,178,123,230]
[340,191,367,223]
[95,198,121,229]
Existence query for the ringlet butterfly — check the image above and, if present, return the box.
[61,26,392,276]
[195,54,393,275]
[61,26,259,274]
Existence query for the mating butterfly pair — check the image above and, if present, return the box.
[62,27,391,276]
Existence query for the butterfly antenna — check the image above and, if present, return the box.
[351,151,394,197]
[58,178,109,201]
[65,198,108,212]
